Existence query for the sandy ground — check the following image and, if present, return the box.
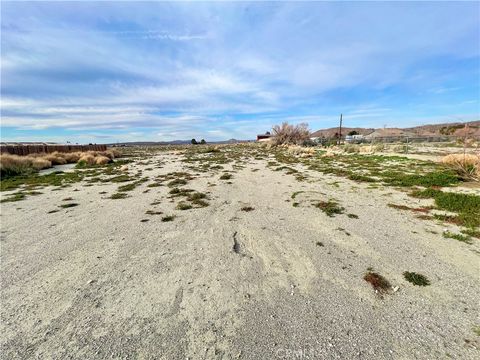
[1,151,479,359]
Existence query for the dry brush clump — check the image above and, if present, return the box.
[0,154,52,177]
[285,145,316,158]
[0,149,120,177]
[271,122,311,146]
[441,153,479,181]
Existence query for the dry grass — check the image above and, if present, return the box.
[441,154,479,181]
[0,154,52,177]
[285,145,316,157]
[0,149,120,177]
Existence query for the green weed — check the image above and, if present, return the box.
[443,231,473,244]
[314,200,345,217]
[403,271,430,286]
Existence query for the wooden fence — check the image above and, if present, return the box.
[0,144,107,156]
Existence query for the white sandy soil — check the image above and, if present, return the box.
[1,150,479,359]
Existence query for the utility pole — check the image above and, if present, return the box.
[338,113,343,145]
[463,122,469,162]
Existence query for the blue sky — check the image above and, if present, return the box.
[1,1,479,143]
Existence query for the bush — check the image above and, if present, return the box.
[0,150,117,177]
[0,154,52,178]
[441,154,479,181]
[403,271,430,286]
[271,122,310,145]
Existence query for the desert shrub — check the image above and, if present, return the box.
[43,152,68,165]
[0,154,52,177]
[76,152,113,168]
[63,152,82,162]
[31,158,52,170]
[95,155,111,165]
[271,122,311,145]
[78,154,96,166]
[344,144,360,153]
[373,143,385,152]
[441,154,479,181]
[286,145,315,157]
[0,149,118,177]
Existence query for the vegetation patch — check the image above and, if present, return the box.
[109,174,132,183]
[1,170,87,192]
[443,231,473,244]
[161,215,176,222]
[146,210,163,215]
[241,206,255,212]
[364,271,392,295]
[348,173,376,183]
[383,171,459,187]
[167,178,188,187]
[59,203,79,208]
[169,188,194,197]
[191,198,209,207]
[461,228,480,239]
[403,271,430,286]
[387,203,411,211]
[314,200,345,217]
[411,188,480,228]
[291,191,304,199]
[1,192,27,203]
[220,173,233,180]
[176,202,193,210]
[187,192,207,201]
[110,192,128,199]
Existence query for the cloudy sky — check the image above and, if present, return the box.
[1,1,479,143]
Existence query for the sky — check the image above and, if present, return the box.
[1,1,479,143]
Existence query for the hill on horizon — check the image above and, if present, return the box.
[310,120,480,138]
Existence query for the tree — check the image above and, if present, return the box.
[191,138,198,145]
[271,122,310,145]
[348,130,359,136]
[200,139,206,144]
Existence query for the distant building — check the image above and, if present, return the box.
[345,134,365,143]
[257,131,272,141]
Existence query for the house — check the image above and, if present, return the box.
[257,132,272,141]
[345,134,365,143]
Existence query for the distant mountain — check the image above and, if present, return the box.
[310,127,375,138]
[311,120,480,138]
